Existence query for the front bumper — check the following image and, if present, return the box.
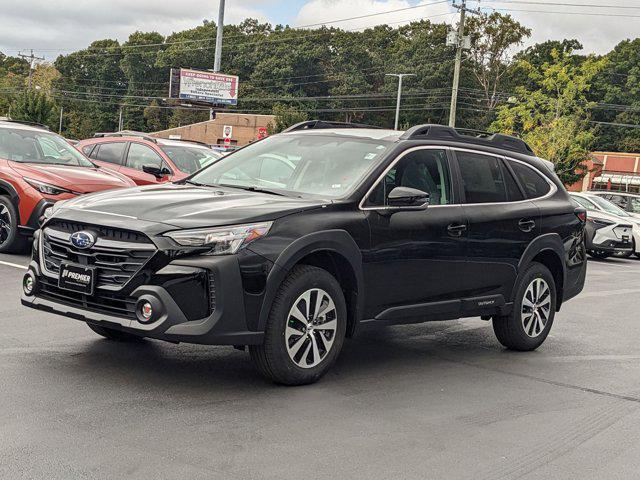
[588,238,632,253]
[21,255,264,346]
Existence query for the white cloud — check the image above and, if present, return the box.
[0,0,272,61]
[294,0,455,31]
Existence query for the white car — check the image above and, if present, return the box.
[570,193,637,259]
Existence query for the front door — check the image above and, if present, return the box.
[362,147,468,320]
[454,149,540,300]
[121,142,172,185]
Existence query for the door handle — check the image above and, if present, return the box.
[447,223,467,237]
[518,218,536,232]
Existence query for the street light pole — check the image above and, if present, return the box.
[213,0,225,73]
[386,73,415,131]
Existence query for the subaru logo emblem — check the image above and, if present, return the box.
[70,231,96,249]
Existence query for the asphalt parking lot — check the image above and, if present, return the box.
[1,253,640,479]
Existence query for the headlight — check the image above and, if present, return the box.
[164,222,273,255]
[591,218,614,227]
[24,178,72,196]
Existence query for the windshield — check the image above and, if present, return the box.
[190,134,393,198]
[588,195,630,217]
[0,127,94,167]
[571,195,597,211]
[160,145,222,175]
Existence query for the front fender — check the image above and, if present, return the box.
[256,230,364,332]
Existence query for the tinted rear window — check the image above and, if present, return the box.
[510,161,551,199]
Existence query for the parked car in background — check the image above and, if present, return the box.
[0,120,136,253]
[591,191,640,219]
[570,193,635,259]
[77,132,223,186]
[23,122,587,385]
[571,192,640,259]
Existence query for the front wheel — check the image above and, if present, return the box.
[0,196,27,254]
[249,265,347,385]
[493,262,556,351]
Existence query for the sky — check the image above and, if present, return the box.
[0,0,638,63]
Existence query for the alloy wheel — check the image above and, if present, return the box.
[0,205,11,247]
[521,278,551,338]
[285,288,338,369]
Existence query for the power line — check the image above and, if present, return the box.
[482,1,640,10]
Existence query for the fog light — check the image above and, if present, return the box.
[135,295,163,324]
[141,302,153,320]
[23,272,37,296]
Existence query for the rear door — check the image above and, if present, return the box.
[454,149,540,301]
[120,142,173,185]
[86,142,127,172]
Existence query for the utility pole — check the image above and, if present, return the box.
[18,49,45,89]
[447,0,476,127]
[58,106,64,134]
[213,0,225,72]
[386,73,415,130]
[118,107,123,131]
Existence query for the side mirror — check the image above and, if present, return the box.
[143,164,171,178]
[387,186,430,208]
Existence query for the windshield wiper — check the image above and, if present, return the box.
[182,179,217,187]
[221,184,290,197]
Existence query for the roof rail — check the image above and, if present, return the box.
[282,120,383,133]
[0,117,50,131]
[93,130,158,143]
[400,124,535,156]
[160,137,211,148]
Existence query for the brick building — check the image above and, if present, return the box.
[152,113,275,148]
[567,151,640,193]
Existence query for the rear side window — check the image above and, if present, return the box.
[509,161,551,199]
[457,151,521,203]
[92,142,126,165]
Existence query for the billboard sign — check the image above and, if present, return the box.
[169,68,239,106]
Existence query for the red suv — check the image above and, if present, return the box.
[0,120,136,253]
[77,132,223,185]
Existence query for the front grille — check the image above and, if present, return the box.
[38,277,137,320]
[41,222,156,289]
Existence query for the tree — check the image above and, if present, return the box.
[267,104,308,134]
[466,13,531,110]
[491,49,607,185]
[10,89,57,126]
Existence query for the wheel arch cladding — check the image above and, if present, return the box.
[0,180,20,209]
[257,230,364,337]
[518,233,565,311]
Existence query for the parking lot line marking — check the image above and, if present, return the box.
[0,260,26,270]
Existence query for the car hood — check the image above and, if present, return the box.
[55,183,329,229]
[10,163,133,192]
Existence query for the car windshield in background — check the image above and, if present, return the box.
[160,145,222,174]
[0,128,94,167]
[630,197,640,213]
[589,195,630,217]
[190,134,393,198]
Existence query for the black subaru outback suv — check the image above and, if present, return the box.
[22,122,587,385]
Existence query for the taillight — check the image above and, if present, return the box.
[575,208,587,223]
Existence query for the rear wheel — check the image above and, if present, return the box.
[0,196,27,254]
[87,323,144,342]
[249,265,347,386]
[493,262,556,351]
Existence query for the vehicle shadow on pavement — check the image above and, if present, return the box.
[30,320,533,392]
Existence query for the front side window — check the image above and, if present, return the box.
[457,151,521,204]
[190,134,393,198]
[160,145,223,174]
[92,142,126,165]
[126,143,164,171]
[364,149,452,207]
[0,128,93,167]
[509,161,551,199]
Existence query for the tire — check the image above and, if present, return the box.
[0,196,28,254]
[614,239,634,258]
[635,252,640,260]
[588,250,612,259]
[87,323,144,342]
[492,262,556,351]
[249,265,347,386]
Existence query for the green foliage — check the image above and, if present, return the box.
[491,49,607,185]
[267,104,308,134]
[10,89,57,127]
